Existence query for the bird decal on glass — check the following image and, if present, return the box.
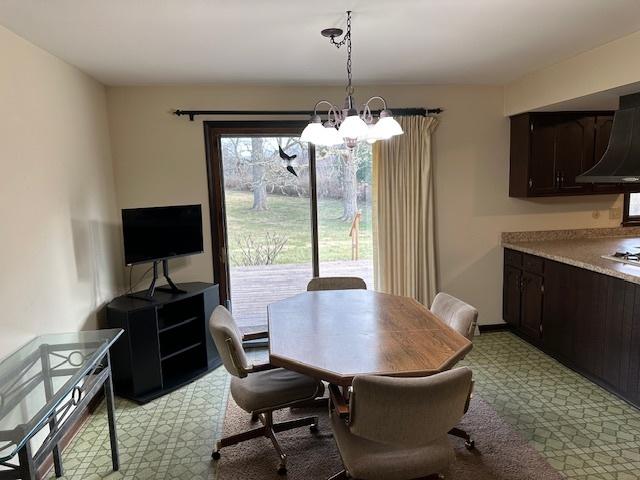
[278,145,298,177]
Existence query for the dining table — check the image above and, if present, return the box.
[267,289,473,387]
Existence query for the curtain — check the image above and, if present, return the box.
[372,115,438,306]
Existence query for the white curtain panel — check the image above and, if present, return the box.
[372,115,438,305]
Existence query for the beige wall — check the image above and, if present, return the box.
[0,26,121,357]
[106,84,623,325]
[505,30,640,115]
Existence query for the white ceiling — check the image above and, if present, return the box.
[2,0,640,86]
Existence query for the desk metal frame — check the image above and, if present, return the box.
[0,340,120,480]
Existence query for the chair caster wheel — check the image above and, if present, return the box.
[465,439,475,450]
[277,465,287,475]
[211,451,221,460]
[310,424,319,433]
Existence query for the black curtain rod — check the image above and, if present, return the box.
[173,107,442,121]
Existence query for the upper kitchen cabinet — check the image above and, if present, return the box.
[508,111,626,197]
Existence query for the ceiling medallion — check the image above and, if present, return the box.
[301,11,404,149]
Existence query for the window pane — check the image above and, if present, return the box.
[630,193,640,217]
[315,144,374,288]
[221,136,313,328]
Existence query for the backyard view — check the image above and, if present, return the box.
[221,135,373,327]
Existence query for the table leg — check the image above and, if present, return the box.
[104,352,120,471]
[40,345,64,477]
[17,441,36,480]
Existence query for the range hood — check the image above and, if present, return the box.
[576,92,640,184]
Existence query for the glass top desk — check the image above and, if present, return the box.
[0,329,123,479]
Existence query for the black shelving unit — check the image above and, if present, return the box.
[106,282,220,403]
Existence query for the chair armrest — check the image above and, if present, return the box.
[329,384,350,419]
[242,330,269,341]
[247,363,277,373]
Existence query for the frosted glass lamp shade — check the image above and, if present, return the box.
[323,125,343,146]
[300,121,326,144]
[365,123,382,144]
[338,114,369,140]
[371,115,403,139]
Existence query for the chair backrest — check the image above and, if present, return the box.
[208,306,251,378]
[430,292,478,340]
[349,367,473,447]
[307,276,367,292]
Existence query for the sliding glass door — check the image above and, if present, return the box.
[205,121,374,330]
[315,144,374,286]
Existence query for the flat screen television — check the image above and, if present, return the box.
[122,204,204,266]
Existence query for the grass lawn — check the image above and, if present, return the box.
[225,190,373,266]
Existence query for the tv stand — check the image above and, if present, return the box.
[107,282,221,403]
[128,259,186,301]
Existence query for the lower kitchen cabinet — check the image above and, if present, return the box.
[520,271,544,340]
[503,248,640,407]
[502,250,543,342]
[503,265,522,327]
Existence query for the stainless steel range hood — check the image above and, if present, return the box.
[576,93,640,184]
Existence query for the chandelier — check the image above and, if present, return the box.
[301,11,404,149]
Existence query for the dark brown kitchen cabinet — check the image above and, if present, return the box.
[503,265,522,327]
[503,248,640,407]
[509,111,617,197]
[554,116,595,193]
[502,250,543,340]
[542,260,585,364]
[520,271,544,339]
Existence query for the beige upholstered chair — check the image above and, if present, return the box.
[209,306,324,474]
[430,292,478,340]
[307,276,367,291]
[430,292,479,449]
[328,367,473,480]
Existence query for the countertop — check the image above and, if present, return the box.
[503,235,640,285]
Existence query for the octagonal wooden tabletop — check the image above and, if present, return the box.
[267,290,473,386]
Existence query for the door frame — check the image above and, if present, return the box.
[203,120,318,308]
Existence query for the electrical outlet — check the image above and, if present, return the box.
[592,210,600,219]
[610,207,622,219]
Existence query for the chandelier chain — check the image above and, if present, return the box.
[328,11,353,94]
[346,12,352,93]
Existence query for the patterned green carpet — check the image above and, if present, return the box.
[459,333,640,480]
[47,332,640,480]
[46,367,229,480]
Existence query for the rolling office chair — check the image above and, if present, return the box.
[431,292,478,341]
[209,306,325,474]
[430,292,479,449]
[328,367,473,480]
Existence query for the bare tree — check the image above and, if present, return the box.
[250,137,268,210]
[340,150,359,221]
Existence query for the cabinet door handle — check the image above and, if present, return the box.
[528,178,533,189]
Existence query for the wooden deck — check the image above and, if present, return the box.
[229,260,374,327]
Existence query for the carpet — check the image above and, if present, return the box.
[216,394,564,480]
